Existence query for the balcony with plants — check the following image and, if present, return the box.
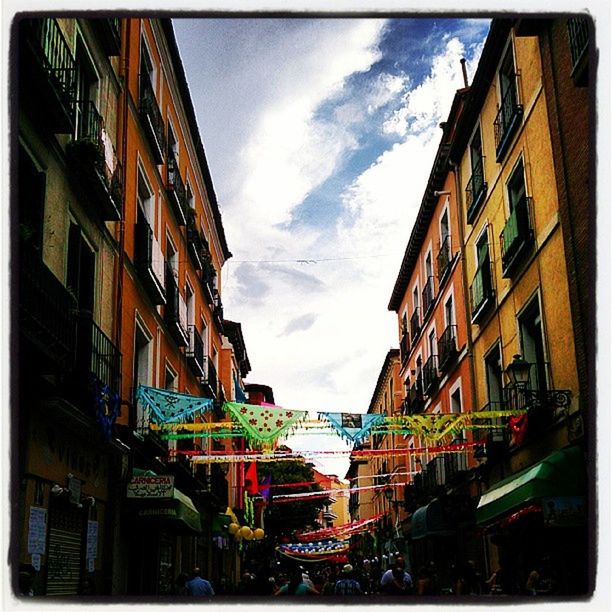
[134,213,166,305]
[500,196,534,278]
[494,79,524,162]
[465,156,487,224]
[139,75,166,164]
[166,151,188,226]
[470,260,495,324]
[19,18,76,133]
[164,263,189,347]
[66,99,123,221]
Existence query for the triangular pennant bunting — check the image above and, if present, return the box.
[318,412,386,443]
[136,384,214,424]
[224,402,307,445]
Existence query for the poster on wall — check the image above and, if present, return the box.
[86,520,98,561]
[27,507,47,555]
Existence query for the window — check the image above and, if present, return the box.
[167,121,179,164]
[451,388,462,414]
[166,234,178,278]
[471,229,494,321]
[18,145,46,252]
[519,296,547,391]
[185,281,195,329]
[485,343,503,405]
[444,295,455,327]
[67,221,95,313]
[428,328,437,358]
[494,42,523,160]
[507,158,526,213]
[74,39,99,141]
[133,320,152,430]
[137,171,154,225]
[567,18,589,81]
[466,125,487,223]
[139,39,155,96]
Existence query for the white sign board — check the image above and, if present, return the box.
[126,475,174,499]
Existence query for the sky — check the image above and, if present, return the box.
[173,17,491,476]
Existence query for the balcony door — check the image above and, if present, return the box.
[499,44,517,113]
[133,320,152,430]
[74,41,98,141]
[469,126,484,191]
[507,158,526,214]
[519,297,547,391]
[485,343,503,405]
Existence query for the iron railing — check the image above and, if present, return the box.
[422,276,435,318]
[423,354,438,393]
[138,75,166,163]
[407,376,424,414]
[494,77,523,161]
[465,156,487,224]
[500,196,533,277]
[438,324,458,371]
[437,234,452,281]
[166,151,188,225]
[410,308,421,345]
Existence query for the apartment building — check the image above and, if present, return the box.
[448,18,589,593]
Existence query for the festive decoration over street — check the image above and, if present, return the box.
[276,539,351,560]
[135,384,213,424]
[224,401,308,445]
[271,482,405,503]
[318,412,386,443]
[296,512,390,541]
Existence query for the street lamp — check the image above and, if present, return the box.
[506,354,531,387]
[384,486,394,502]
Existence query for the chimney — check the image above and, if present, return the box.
[460,58,469,87]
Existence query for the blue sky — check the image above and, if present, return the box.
[173,17,490,475]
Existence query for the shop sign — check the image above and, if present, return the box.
[542,496,586,527]
[127,475,174,499]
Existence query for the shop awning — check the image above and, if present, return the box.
[476,445,585,526]
[133,487,202,534]
[410,498,454,540]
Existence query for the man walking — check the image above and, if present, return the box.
[334,564,363,595]
[186,567,215,597]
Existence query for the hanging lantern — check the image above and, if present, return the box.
[239,526,253,539]
[252,528,264,540]
[228,522,240,535]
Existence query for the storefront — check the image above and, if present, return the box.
[476,445,588,595]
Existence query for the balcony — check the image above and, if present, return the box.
[400,331,409,366]
[201,266,216,306]
[164,264,189,347]
[567,18,588,85]
[91,18,121,56]
[201,356,218,399]
[422,354,438,394]
[19,18,76,133]
[406,377,424,415]
[437,235,453,283]
[19,242,77,372]
[212,290,224,333]
[74,312,122,399]
[424,456,446,490]
[422,276,435,318]
[66,100,122,221]
[442,441,469,484]
[410,308,421,346]
[438,324,458,373]
[135,215,166,305]
[500,196,534,277]
[465,157,487,224]
[494,80,524,162]
[186,212,208,271]
[470,261,495,324]
[166,151,188,226]
[186,325,205,378]
[139,76,166,164]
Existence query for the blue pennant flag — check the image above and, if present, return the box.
[136,385,214,424]
[319,412,386,443]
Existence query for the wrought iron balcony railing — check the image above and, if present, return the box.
[19,242,78,372]
[134,214,166,305]
[438,324,458,372]
[437,234,453,282]
[139,75,166,164]
[422,276,435,318]
[164,263,189,347]
[470,260,495,324]
[410,308,421,346]
[494,78,524,161]
[67,99,122,220]
[186,211,207,271]
[422,354,438,394]
[166,151,188,226]
[75,312,121,398]
[465,156,487,224]
[568,18,589,73]
[407,376,424,414]
[500,196,533,277]
[424,456,446,490]
[400,331,410,365]
[20,18,77,133]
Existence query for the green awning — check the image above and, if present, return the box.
[476,445,585,525]
[410,498,454,540]
[134,487,202,534]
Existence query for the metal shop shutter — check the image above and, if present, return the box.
[46,504,84,595]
